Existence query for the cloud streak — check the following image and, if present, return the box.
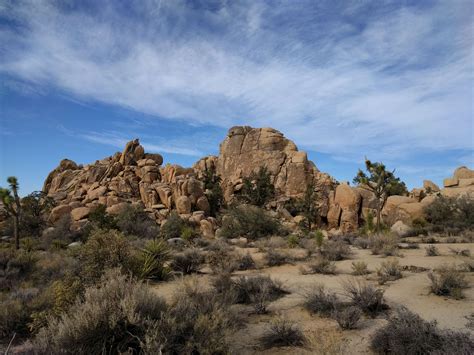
[0,0,472,163]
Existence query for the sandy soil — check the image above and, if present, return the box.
[152,242,474,354]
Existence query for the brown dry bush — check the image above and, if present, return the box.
[334,306,362,330]
[265,249,289,266]
[369,234,400,257]
[170,248,205,274]
[237,252,256,270]
[377,258,402,284]
[449,247,471,257]
[428,264,468,299]
[303,284,340,317]
[259,318,306,349]
[425,244,439,256]
[321,240,352,261]
[371,306,474,354]
[302,256,336,275]
[342,279,388,317]
[351,261,370,275]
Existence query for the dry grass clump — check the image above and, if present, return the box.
[428,264,468,299]
[342,280,388,317]
[170,248,205,274]
[334,306,362,330]
[302,257,336,275]
[371,306,474,354]
[377,258,402,284]
[303,284,340,317]
[369,234,400,257]
[351,261,370,275]
[425,244,439,256]
[207,248,239,274]
[353,237,370,249]
[321,240,352,261]
[461,259,474,272]
[449,247,471,257]
[259,318,306,349]
[265,249,289,266]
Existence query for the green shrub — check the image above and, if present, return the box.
[239,166,275,207]
[116,204,159,238]
[134,239,171,280]
[87,204,117,230]
[425,195,474,230]
[79,229,132,283]
[428,265,468,299]
[259,319,306,349]
[160,211,186,239]
[202,164,225,217]
[220,205,281,240]
[34,269,167,354]
[287,234,299,248]
[371,307,474,354]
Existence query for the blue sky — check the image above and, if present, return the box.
[0,0,473,195]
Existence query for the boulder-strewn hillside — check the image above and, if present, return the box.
[43,126,474,235]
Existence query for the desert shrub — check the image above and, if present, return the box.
[87,204,117,231]
[170,248,205,274]
[321,239,352,261]
[34,269,167,354]
[265,249,289,266]
[287,234,299,248]
[207,247,239,274]
[371,306,474,354]
[259,318,306,349]
[79,228,132,283]
[0,248,37,291]
[449,247,471,257]
[237,253,256,270]
[20,191,55,238]
[0,298,31,341]
[41,214,77,249]
[202,164,225,217]
[302,257,336,275]
[425,245,439,256]
[425,195,474,230]
[220,205,281,240]
[303,285,340,317]
[461,259,474,272]
[134,239,171,280]
[343,280,387,316]
[239,166,275,207]
[159,211,186,240]
[164,280,238,354]
[428,265,468,299]
[256,236,287,251]
[116,204,159,239]
[354,237,370,249]
[377,258,402,284]
[351,261,370,275]
[369,234,400,256]
[334,306,362,330]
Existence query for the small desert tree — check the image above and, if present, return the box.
[202,164,224,217]
[240,166,275,207]
[295,181,319,231]
[0,177,22,249]
[353,159,407,231]
[21,191,56,237]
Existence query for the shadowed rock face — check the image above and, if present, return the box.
[40,126,473,234]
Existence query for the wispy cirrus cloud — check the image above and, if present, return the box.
[0,0,472,165]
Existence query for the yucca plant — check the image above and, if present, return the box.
[0,177,21,249]
[138,239,171,280]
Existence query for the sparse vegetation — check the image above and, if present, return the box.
[371,307,474,354]
[343,280,387,316]
[425,244,439,256]
[302,256,336,275]
[428,265,468,299]
[265,249,289,266]
[303,284,340,317]
[220,205,282,240]
[334,306,362,330]
[259,318,306,349]
[369,234,400,256]
[377,258,402,284]
[449,247,471,257]
[321,239,352,261]
[170,248,205,274]
[351,261,370,275]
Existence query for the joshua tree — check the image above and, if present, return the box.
[353,159,407,231]
[0,177,22,249]
[202,164,224,217]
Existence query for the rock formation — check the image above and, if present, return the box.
[41,126,473,235]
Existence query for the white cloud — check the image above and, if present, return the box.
[0,0,472,163]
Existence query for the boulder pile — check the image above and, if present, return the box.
[42,126,474,235]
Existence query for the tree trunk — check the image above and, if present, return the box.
[376,201,381,232]
[13,214,19,250]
